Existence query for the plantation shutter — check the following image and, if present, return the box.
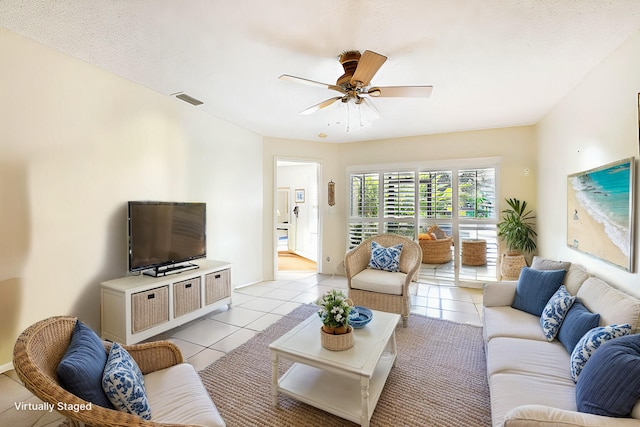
[348,173,380,248]
[458,168,496,219]
[383,171,416,238]
[419,171,453,220]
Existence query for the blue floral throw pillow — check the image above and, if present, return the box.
[540,285,576,341]
[570,323,632,382]
[102,343,151,420]
[368,241,403,272]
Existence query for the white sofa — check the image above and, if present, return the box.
[483,260,640,427]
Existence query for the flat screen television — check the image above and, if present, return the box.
[128,201,206,276]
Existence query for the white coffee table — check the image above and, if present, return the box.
[269,309,399,427]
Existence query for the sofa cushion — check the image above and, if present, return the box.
[56,320,114,409]
[350,268,406,295]
[486,337,572,380]
[563,264,590,296]
[576,334,640,417]
[531,256,571,272]
[483,306,548,342]
[368,241,403,272]
[577,277,640,330]
[557,301,600,354]
[145,363,225,427]
[489,372,577,427]
[540,285,575,341]
[102,342,151,419]
[570,323,632,382]
[512,267,566,316]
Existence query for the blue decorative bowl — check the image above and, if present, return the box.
[349,306,373,328]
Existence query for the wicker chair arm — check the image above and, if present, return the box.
[117,340,183,375]
[401,243,423,287]
[345,243,371,283]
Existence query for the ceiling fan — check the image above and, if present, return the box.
[279,50,433,116]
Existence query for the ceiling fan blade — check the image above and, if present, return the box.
[279,74,345,94]
[366,86,433,98]
[350,50,387,87]
[300,96,342,115]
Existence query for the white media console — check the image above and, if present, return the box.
[100,259,231,344]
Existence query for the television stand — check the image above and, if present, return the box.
[143,262,199,277]
[101,259,231,345]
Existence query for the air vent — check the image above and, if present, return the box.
[172,92,203,106]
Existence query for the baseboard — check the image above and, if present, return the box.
[234,280,262,290]
[0,361,14,374]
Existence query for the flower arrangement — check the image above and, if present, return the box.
[316,289,352,335]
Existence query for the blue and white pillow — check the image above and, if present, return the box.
[102,343,151,419]
[368,241,403,272]
[570,323,632,382]
[540,285,575,341]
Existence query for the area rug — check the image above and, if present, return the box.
[199,304,491,427]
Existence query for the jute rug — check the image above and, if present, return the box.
[199,304,491,427]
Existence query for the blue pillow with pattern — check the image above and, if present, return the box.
[368,241,403,272]
[102,343,151,419]
[540,285,576,341]
[570,323,632,382]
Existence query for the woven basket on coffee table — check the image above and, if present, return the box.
[320,326,354,351]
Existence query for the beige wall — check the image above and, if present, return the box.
[264,126,537,278]
[0,29,263,368]
[536,30,640,296]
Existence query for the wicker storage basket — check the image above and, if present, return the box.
[501,253,526,280]
[419,237,453,264]
[320,326,354,351]
[462,239,487,266]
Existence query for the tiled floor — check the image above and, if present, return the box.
[0,271,483,427]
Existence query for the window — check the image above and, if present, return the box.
[458,168,496,219]
[383,171,416,238]
[347,163,499,283]
[348,173,380,247]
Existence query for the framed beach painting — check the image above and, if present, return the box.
[567,157,635,271]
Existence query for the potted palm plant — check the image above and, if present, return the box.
[497,198,537,280]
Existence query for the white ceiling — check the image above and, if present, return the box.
[2,1,640,143]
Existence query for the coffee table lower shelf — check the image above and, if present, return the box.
[275,351,396,426]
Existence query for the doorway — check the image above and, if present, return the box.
[276,160,320,273]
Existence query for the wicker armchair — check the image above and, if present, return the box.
[345,234,422,327]
[12,316,201,427]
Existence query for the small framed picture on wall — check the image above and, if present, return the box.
[295,189,305,203]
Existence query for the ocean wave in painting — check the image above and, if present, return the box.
[570,162,631,258]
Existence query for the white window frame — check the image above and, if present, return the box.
[347,158,501,283]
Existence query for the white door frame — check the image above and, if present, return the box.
[274,157,322,277]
